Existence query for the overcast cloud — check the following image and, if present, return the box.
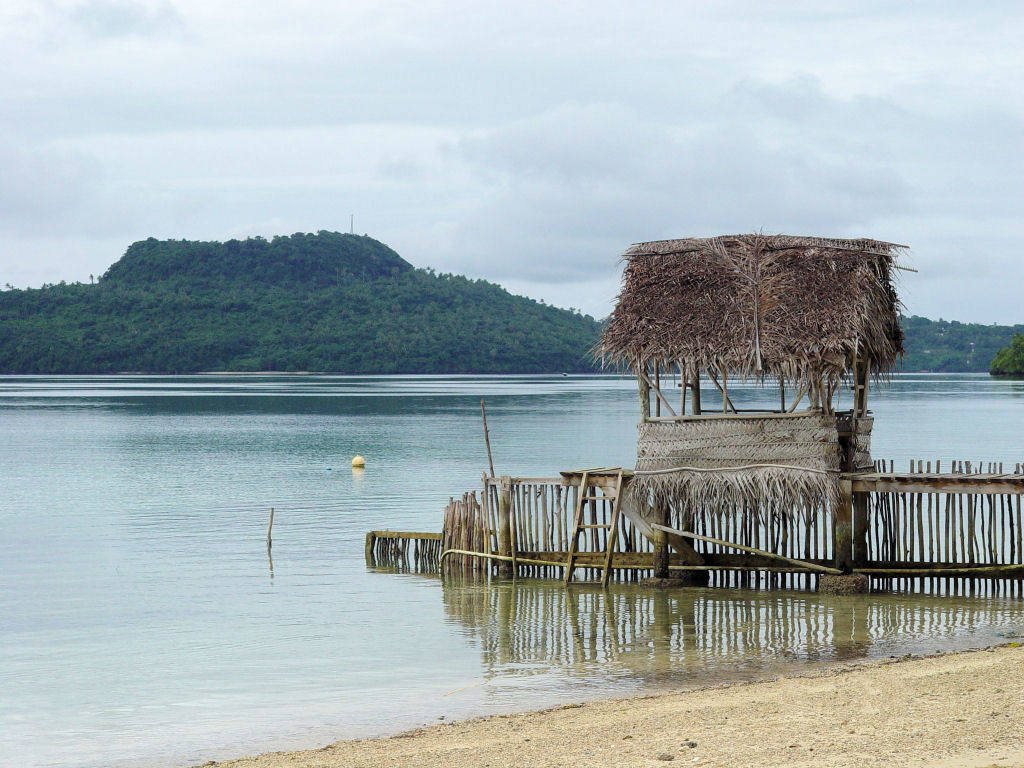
[1,0,1022,320]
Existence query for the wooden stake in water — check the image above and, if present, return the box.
[267,507,275,579]
[480,399,496,477]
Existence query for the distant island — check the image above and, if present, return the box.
[900,315,1024,373]
[0,231,1020,375]
[0,232,600,374]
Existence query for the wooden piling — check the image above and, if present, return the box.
[496,476,514,578]
[833,479,855,573]
[651,498,669,578]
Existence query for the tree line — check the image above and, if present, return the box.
[1,232,1021,375]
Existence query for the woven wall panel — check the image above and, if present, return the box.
[633,412,851,514]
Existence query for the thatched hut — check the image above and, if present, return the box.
[600,233,905,519]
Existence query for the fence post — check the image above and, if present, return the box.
[497,476,514,578]
[365,531,376,565]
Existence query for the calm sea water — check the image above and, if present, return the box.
[2,374,1024,768]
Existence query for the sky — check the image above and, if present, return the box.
[1,1,1022,322]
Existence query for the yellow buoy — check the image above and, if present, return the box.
[351,455,366,468]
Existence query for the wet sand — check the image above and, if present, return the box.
[201,644,1024,768]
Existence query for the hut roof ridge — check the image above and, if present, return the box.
[624,233,908,257]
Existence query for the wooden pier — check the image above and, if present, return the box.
[370,459,1024,597]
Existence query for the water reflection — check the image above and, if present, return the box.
[442,579,1023,689]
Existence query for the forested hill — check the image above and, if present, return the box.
[899,315,1024,373]
[0,232,602,374]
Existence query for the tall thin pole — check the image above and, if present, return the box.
[350,214,354,234]
[654,361,661,417]
[480,399,496,477]
[678,362,686,415]
[267,507,275,578]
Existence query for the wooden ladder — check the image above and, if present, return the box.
[564,469,625,587]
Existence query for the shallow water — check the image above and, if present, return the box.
[1,374,1023,768]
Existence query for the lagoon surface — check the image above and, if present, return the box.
[3,374,1024,768]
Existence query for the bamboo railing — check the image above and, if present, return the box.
[482,476,655,582]
[864,459,1024,595]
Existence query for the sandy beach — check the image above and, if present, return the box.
[201,643,1024,768]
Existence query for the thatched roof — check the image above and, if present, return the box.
[599,234,905,386]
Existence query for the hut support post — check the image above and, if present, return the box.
[651,499,670,578]
[677,362,686,415]
[809,381,821,410]
[853,353,869,418]
[820,478,869,594]
[706,368,736,413]
[849,353,870,568]
[637,361,651,420]
[496,476,514,578]
[834,480,855,572]
[638,367,678,417]
[654,361,661,417]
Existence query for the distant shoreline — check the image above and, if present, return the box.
[0,369,1000,376]
[197,644,1024,768]
[0,370,613,376]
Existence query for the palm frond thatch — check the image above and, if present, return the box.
[599,233,905,388]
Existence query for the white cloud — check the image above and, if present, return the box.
[68,0,185,38]
[0,1,1022,322]
[435,95,911,281]
[0,137,102,228]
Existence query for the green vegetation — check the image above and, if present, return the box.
[0,232,601,374]
[990,334,1024,377]
[1,233,1021,375]
[899,315,1024,373]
